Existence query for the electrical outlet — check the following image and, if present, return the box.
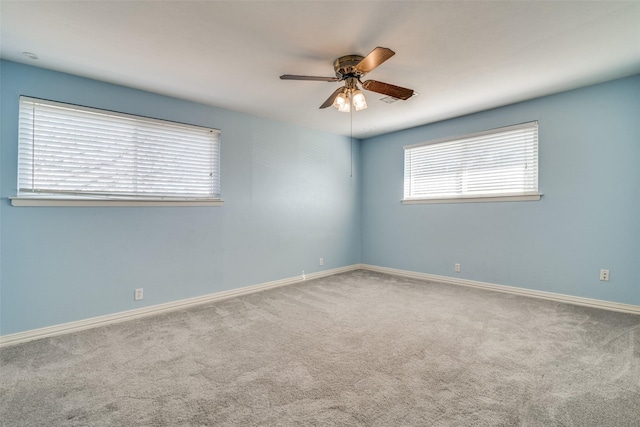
[455,263,461,273]
[134,288,143,300]
[599,269,610,282]
[319,258,324,266]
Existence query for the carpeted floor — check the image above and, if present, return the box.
[1,270,639,426]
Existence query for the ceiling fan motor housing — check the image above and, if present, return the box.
[334,55,365,79]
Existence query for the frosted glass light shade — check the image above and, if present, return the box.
[333,92,350,112]
[352,89,367,111]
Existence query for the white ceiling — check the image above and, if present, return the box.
[2,1,639,139]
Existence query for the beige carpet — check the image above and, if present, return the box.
[1,270,639,426]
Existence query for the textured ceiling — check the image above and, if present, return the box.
[2,1,639,138]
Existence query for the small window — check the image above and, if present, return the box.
[403,122,540,203]
[14,97,221,206]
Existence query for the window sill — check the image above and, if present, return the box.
[10,197,224,207]
[402,193,542,204]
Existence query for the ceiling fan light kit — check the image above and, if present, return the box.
[280,47,414,112]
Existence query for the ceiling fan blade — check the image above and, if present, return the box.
[320,87,345,109]
[280,74,339,82]
[362,80,414,100]
[354,47,395,74]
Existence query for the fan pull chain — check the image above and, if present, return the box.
[350,105,353,178]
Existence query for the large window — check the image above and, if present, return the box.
[13,96,221,206]
[403,121,540,203]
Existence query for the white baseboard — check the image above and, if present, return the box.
[0,264,361,348]
[360,264,640,315]
[3,263,637,348]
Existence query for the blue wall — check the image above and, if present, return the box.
[361,75,640,305]
[0,61,362,335]
[2,61,638,336]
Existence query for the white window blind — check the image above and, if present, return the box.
[17,96,220,201]
[404,122,539,202]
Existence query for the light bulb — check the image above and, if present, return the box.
[333,92,346,107]
[352,89,367,111]
[337,100,351,112]
[333,91,350,112]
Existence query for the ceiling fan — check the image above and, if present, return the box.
[280,47,414,112]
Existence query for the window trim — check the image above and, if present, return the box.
[401,193,541,205]
[9,197,224,207]
[403,121,541,204]
[14,96,222,207]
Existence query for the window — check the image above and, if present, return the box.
[13,96,221,206]
[403,121,540,203]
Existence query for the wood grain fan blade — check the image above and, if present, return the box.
[362,80,414,100]
[320,87,345,109]
[354,47,395,74]
[280,75,340,82]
